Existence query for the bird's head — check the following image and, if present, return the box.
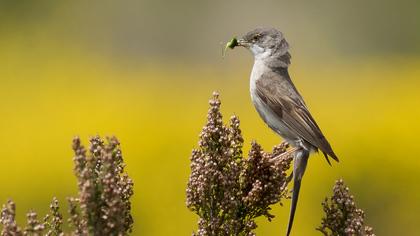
[231,28,290,63]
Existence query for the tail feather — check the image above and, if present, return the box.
[286,150,309,236]
[322,152,332,166]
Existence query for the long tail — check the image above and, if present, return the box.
[286,149,309,236]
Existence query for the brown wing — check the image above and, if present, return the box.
[255,70,339,163]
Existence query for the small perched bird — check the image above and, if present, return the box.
[232,28,339,236]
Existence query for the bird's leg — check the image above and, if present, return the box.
[271,142,296,184]
[286,171,293,184]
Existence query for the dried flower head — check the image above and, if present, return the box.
[187,92,293,235]
[317,179,375,236]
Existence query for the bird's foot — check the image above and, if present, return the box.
[270,147,297,163]
[280,141,289,147]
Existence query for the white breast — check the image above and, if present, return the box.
[249,59,299,146]
[249,59,265,97]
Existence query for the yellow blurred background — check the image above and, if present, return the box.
[1,0,419,235]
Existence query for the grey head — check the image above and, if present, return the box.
[237,28,291,67]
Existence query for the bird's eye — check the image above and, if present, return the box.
[253,34,261,41]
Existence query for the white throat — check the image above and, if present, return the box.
[250,44,273,61]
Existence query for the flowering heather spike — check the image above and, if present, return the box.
[317,179,375,236]
[71,136,134,236]
[44,197,63,236]
[187,92,293,235]
[187,92,242,235]
[228,115,244,159]
[1,200,22,236]
[98,136,134,235]
[67,197,86,236]
[72,136,87,181]
[241,141,293,221]
[73,136,100,234]
[23,211,45,236]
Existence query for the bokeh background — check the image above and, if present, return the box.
[1,0,419,235]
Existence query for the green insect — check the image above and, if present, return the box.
[226,37,238,49]
[222,37,238,57]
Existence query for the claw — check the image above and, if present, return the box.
[270,147,297,163]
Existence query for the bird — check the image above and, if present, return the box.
[232,28,339,236]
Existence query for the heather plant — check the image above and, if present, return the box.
[317,179,375,236]
[187,92,376,236]
[0,136,134,236]
[186,92,294,236]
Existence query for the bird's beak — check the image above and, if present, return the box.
[237,38,250,48]
[223,37,249,57]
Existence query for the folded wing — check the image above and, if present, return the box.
[255,70,339,163]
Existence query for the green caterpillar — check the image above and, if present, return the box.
[222,37,238,57]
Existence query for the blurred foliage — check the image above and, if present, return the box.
[1,0,419,62]
[0,1,419,236]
